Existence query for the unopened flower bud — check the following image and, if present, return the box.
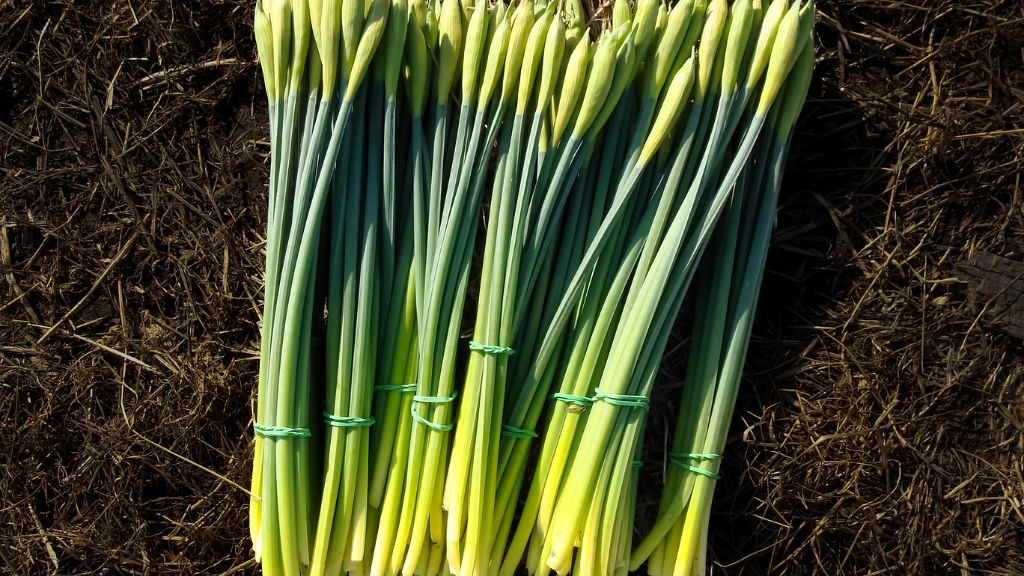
[747,0,786,90]
[757,0,799,114]
[346,0,390,99]
[639,54,695,166]
[572,30,620,138]
[436,0,464,103]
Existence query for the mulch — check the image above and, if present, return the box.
[1,0,1021,574]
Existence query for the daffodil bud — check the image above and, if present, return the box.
[501,0,534,102]
[536,13,565,115]
[552,34,590,144]
[612,0,632,30]
[436,0,464,103]
[423,3,438,48]
[566,0,586,30]
[797,0,815,56]
[314,0,343,95]
[491,0,506,26]
[572,30,619,138]
[655,2,668,42]
[632,0,659,61]
[479,10,509,108]
[484,1,505,60]
[289,0,311,91]
[516,5,553,113]
[411,0,427,27]
[255,0,277,99]
[460,0,473,30]
[308,0,323,48]
[381,0,408,97]
[564,21,583,48]
[590,29,638,136]
[638,53,695,165]
[776,31,812,134]
[307,40,322,93]
[342,0,365,77]
[747,0,786,90]
[695,0,728,99]
[405,10,429,115]
[346,0,390,99]
[675,0,705,67]
[461,0,489,104]
[757,0,799,114]
[721,0,753,94]
[270,0,293,96]
[645,0,692,98]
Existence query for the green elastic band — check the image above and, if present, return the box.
[500,424,537,439]
[469,341,515,355]
[669,452,722,479]
[670,452,721,461]
[322,412,376,428]
[632,460,643,469]
[411,393,458,432]
[593,389,650,410]
[552,392,594,406]
[375,383,418,392]
[254,423,311,438]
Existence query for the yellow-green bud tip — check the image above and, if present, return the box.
[638,54,696,166]
[721,0,753,94]
[436,0,464,103]
[757,1,800,114]
[747,0,787,89]
[345,0,390,99]
[551,33,590,144]
[571,30,619,138]
[697,0,728,98]
[516,5,553,113]
[460,0,489,104]
[478,10,509,108]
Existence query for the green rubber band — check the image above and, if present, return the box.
[469,341,515,355]
[410,393,458,432]
[412,393,458,404]
[500,424,538,439]
[322,412,376,428]
[669,452,722,479]
[254,423,311,438]
[375,383,418,392]
[677,462,721,479]
[592,389,649,410]
[632,460,643,469]
[670,452,721,461]
[552,392,594,406]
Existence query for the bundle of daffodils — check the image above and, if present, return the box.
[249,0,813,574]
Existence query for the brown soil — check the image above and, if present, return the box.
[1,0,1022,575]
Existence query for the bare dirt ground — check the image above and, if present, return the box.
[2,0,1022,574]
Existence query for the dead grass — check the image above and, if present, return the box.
[1,0,1022,574]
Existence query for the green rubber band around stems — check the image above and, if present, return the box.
[592,389,650,410]
[468,341,515,355]
[253,423,311,438]
[668,452,722,479]
[632,460,643,469]
[410,392,458,432]
[669,452,721,461]
[500,424,538,439]
[375,383,418,392]
[322,412,376,428]
[552,392,594,406]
